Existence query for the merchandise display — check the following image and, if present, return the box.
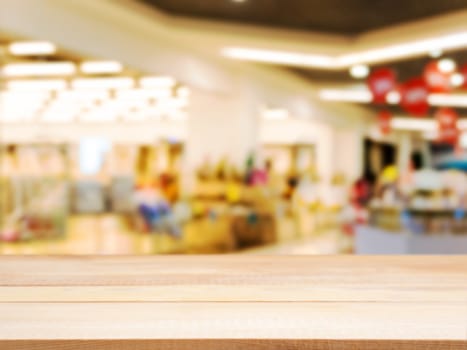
[0,144,69,242]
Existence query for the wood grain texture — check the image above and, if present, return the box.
[0,256,466,349]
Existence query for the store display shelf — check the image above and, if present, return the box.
[0,256,466,349]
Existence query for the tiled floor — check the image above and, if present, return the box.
[0,214,350,255]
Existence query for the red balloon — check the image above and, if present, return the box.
[367,68,397,104]
[377,110,392,135]
[423,61,451,92]
[400,78,429,116]
[436,107,458,128]
[460,64,467,89]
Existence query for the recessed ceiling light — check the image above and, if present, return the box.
[386,91,401,104]
[429,49,443,58]
[232,0,247,3]
[349,64,369,79]
[438,58,456,73]
[8,41,56,56]
[450,73,464,87]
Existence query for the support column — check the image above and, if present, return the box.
[397,132,412,175]
[181,86,259,194]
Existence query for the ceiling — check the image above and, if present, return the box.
[142,0,467,114]
[142,0,467,35]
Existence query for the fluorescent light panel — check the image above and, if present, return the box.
[140,76,176,88]
[320,89,467,108]
[116,88,172,99]
[319,89,372,103]
[8,41,56,56]
[222,31,467,69]
[222,47,336,68]
[6,79,67,91]
[58,90,110,100]
[72,77,134,89]
[80,61,123,74]
[2,62,76,77]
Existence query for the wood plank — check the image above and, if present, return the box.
[0,256,466,349]
[2,339,467,350]
[1,302,466,340]
[0,256,466,302]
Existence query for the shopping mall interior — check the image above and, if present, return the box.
[2,0,467,255]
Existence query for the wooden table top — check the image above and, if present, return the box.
[0,256,466,349]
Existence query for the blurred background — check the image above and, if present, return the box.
[2,0,467,255]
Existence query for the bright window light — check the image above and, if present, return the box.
[80,61,123,74]
[72,77,134,89]
[2,62,76,77]
[437,58,456,73]
[6,79,67,91]
[140,76,176,88]
[349,64,369,79]
[8,41,56,56]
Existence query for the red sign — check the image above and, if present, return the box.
[423,61,451,92]
[367,68,397,104]
[378,110,392,135]
[400,78,429,116]
[435,108,459,145]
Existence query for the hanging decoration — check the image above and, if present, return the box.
[460,64,467,89]
[367,68,397,104]
[377,110,392,135]
[399,77,430,116]
[435,107,459,145]
[423,61,452,92]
